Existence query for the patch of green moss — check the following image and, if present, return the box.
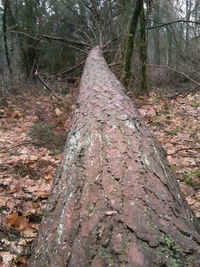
[150,120,162,126]
[184,175,193,187]
[166,127,180,136]
[190,99,200,108]
[8,151,21,156]
[152,95,161,106]
[14,162,39,179]
[170,164,178,172]
[183,169,200,190]
[0,99,7,107]
[29,122,66,152]
[57,86,69,95]
[163,118,171,125]
[88,204,94,217]
[96,247,114,266]
[160,234,184,267]
[161,103,170,115]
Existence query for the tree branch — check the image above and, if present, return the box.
[42,34,91,47]
[148,64,200,86]
[50,60,85,78]
[35,71,61,100]
[10,31,91,47]
[147,19,200,30]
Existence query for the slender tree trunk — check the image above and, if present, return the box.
[122,0,143,88]
[3,0,13,75]
[30,46,200,267]
[185,0,191,56]
[166,26,172,66]
[139,6,148,94]
[194,0,199,38]
[153,2,160,65]
[21,0,38,79]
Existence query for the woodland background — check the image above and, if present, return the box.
[1,0,200,94]
[0,0,199,266]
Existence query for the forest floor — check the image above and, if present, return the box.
[0,85,199,266]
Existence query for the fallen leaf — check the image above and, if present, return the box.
[186,196,196,205]
[105,210,118,216]
[55,108,63,116]
[29,155,39,161]
[7,213,29,230]
[32,202,40,209]
[0,251,14,265]
[12,110,23,118]
[16,256,27,265]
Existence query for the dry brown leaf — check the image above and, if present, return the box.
[16,255,27,265]
[55,108,63,116]
[12,110,23,118]
[186,196,197,205]
[9,184,21,193]
[7,213,29,230]
[29,155,39,161]
[32,202,40,209]
[4,108,14,117]
[0,251,15,265]
[44,173,53,182]
[23,228,38,238]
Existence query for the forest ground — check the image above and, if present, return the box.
[0,84,199,267]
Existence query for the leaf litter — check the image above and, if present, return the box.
[0,88,199,266]
[137,92,200,216]
[0,86,76,266]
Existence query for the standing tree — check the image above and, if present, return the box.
[122,0,144,88]
[139,5,148,93]
[2,0,13,75]
[153,0,161,65]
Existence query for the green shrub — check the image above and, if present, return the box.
[183,169,200,190]
[30,122,66,152]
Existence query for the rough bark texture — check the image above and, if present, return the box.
[122,0,143,88]
[3,0,12,75]
[139,6,148,94]
[30,46,200,267]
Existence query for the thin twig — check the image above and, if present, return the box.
[42,34,91,47]
[103,35,123,48]
[108,62,122,67]
[147,19,200,30]
[148,64,200,86]
[50,61,85,77]
[167,147,197,156]
[0,141,32,153]
[10,31,91,48]
[35,71,61,100]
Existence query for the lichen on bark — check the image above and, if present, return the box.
[29,46,200,267]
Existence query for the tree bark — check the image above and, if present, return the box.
[139,6,148,94]
[166,26,172,67]
[153,2,160,65]
[30,46,200,267]
[122,0,143,88]
[3,0,13,75]
[185,0,192,56]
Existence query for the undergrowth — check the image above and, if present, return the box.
[29,122,66,153]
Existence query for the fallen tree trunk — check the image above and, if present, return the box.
[30,46,200,267]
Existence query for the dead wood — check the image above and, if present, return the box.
[29,46,200,267]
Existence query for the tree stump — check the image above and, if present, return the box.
[30,46,200,267]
